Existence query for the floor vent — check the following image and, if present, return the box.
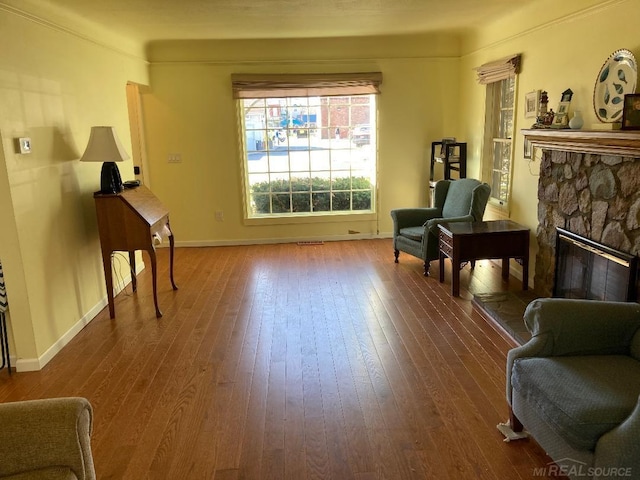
[297,241,325,246]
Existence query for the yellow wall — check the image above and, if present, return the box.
[0,6,148,368]
[142,34,461,244]
[459,0,639,286]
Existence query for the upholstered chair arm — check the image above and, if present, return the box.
[506,298,640,404]
[522,298,640,357]
[0,397,96,480]
[390,208,442,234]
[425,215,474,236]
[594,394,640,475]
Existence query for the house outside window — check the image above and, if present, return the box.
[232,73,382,219]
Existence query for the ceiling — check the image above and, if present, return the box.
[9,0,539,44]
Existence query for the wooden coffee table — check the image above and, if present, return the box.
[438,220,530,296]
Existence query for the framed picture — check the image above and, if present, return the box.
[524,90,539,118]
[556,101,571,115]
[552,113,568,127]
[622,94,640,130]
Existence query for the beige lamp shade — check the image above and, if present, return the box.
[80,126,130,162]
[81,126,129,194]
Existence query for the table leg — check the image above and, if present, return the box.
[452,253,461,297]
[439,251,445,283]
[148,247,162,318]
[102,251,115,319]
[128,251,137,293]
[502,258,510,280]
[522,257,529,290]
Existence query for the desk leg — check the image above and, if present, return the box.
[148,247,162,318]
[129,251,137,292]
[102,252,115,319]
[169,232,178,291]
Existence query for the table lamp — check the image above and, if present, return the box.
[80,126,130,194]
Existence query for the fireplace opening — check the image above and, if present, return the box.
[553,227,638,302]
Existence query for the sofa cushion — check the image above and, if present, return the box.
[512,355,640,452]
[399,226,424,242]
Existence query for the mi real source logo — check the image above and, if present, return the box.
[534,459,633,478]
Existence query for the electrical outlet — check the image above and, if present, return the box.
[168,153,182,163]
[215,210,224,222]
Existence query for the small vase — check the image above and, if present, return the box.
[569,110,584,129]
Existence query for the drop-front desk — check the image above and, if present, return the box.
[94,185,178,318]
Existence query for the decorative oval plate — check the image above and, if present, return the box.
[594,49,637,122]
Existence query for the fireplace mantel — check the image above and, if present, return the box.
[522,128,640,157]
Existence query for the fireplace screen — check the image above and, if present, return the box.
[553,227,638,302]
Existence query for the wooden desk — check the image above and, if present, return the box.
[94,186,177,318]
[438,220,529,296]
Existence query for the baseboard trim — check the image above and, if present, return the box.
[172,232,392,248]
[14,262,144,372]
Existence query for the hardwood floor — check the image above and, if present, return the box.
[0,239,560,479]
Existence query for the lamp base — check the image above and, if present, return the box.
[100,162,123,194]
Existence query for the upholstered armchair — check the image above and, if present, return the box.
[390,178,491,275]
[506,299,640,478]
[0,397,96,480]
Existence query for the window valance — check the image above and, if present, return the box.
[231,72,383,99]
[474,54,521,84]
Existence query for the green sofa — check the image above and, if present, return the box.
[391,178,490,276]
[507,298,640,479]
[0,397,95,480]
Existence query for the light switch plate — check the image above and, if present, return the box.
[17,137,31,154]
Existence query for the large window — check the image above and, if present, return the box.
[233,73,381,219]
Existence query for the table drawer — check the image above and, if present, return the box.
[439,233,454,257]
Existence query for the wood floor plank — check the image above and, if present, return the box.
[0,240,567,479]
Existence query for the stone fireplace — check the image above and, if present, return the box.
[525,129,640,297]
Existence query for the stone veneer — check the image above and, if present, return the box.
[535,150,640,296]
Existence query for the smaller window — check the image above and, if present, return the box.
[482,76,515,208]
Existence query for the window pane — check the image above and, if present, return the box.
[492,141,511,202]
[242,94,376,217]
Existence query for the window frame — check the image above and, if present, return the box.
[481,75,517,215]
[237,93,378,221]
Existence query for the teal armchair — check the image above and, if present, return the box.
[507,299,640,479]
[390,178,491,275]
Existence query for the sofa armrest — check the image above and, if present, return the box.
[595,394,640,475]
[0,397,96,480]
[390,208,441,234]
